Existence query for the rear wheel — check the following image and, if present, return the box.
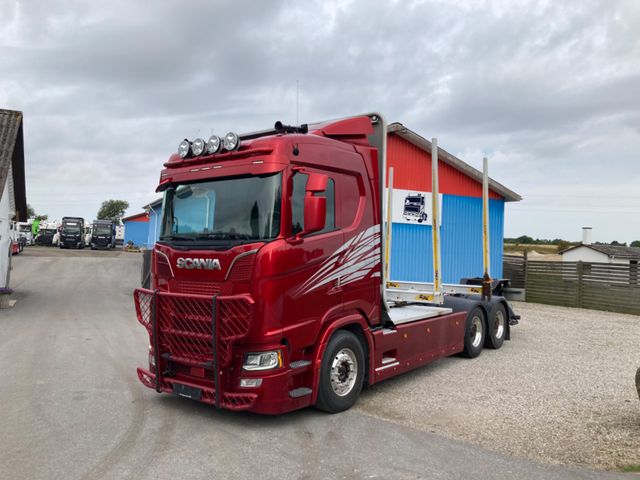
[485,304,507,349]
[462,307,485,358]
[316,330,365,413]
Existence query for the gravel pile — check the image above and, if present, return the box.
[355,301,640,471]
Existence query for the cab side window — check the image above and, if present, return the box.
[291,173,335,235]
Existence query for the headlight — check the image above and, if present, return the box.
[243,351,282,371]
[178,139,191,158]
[148,345,155,367]
[192,137,206,156]
[223,131,240,151]
[206,135,221,154]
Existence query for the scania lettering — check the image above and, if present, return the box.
[176,257,222,270]
[134,114,519,415]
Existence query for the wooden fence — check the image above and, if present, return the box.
[503,255,640,315]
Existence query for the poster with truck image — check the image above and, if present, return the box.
[387,188,442,226]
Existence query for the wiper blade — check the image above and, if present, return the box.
[196,232,253,241]
[160,235,195,241]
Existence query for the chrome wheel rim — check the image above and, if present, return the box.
[330,348,358,397]
[470,316,483,348]
[494,310,505,339]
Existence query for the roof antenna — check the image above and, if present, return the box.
[296,80,299,125]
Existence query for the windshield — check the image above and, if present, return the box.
[160,173,282,246]
[19,225,30,232]
[63,224,81,233]
[94,226,112,235]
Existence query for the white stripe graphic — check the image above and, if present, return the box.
[295,225,381,296]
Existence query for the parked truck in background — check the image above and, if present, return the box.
[59,217,85,249]
[17,221,33,246]
[134,114,518,415]
[90,220,116,249]
[35,222,59,246]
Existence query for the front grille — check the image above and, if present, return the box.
[157,294,214,366]
[173,280,221,296]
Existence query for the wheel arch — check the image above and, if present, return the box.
[309,314,373,405]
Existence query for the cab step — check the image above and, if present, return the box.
[289,360,312,370]
[289,387,312,398]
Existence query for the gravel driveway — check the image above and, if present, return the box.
[356,301,640,471]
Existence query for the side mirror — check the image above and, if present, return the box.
[303,195,326,235]
[301,172,328,236]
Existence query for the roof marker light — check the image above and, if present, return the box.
[206,135,221,154]
[178,139,191,158]
[192,138,206,156]
[223,132,240,151]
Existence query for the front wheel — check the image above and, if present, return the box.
[316,330,365,413]
[462,307,486,358]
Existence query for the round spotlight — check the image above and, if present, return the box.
[223,132,240,151]
[178,139,191,158]
[206,135,221,154]
[192,137,206,156]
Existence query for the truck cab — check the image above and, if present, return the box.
[402,193,428,223]
[17,221,33,246]
[59,217,85,249]
[90,220,116,249]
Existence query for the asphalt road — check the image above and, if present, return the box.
[0,248,631,480]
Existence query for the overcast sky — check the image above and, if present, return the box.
[1,0,639,243]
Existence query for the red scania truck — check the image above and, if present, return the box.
[134,113,518,414]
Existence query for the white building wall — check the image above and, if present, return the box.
[0,173,14,289]
[562,246,632,264]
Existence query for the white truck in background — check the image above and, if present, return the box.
[17,221,33,246]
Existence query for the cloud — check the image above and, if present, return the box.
[0,0,638,242]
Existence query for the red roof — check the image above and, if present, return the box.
[122,212,149,223]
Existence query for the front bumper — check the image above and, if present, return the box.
[134,288,312,415]
[137,367,259,411]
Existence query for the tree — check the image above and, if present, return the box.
[631,240,640,248]
[97,199,130,222]
[27,203,48,220]
[610,240,627,246]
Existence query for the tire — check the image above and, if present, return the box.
[462,307,486,358]
[485,303,507,349]
[316,330,365,413]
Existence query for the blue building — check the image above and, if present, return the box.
[122,212,149,248]
[387,123,521,283]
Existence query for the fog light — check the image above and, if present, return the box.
[243,351,282,371]
[240,378,263,388]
